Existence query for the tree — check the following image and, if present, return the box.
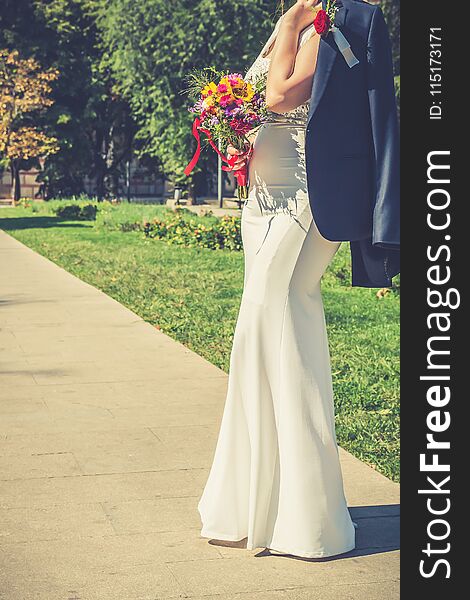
[37,0,137,199]
[0,0,136,199]
[96,0,277,200]
[0,49,59,201]
[379,0,400,75]
[378,0,400,120]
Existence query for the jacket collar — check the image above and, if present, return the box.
[335,2,348,29]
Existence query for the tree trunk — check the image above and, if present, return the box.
[187,181,197,205]
[95,166,106,201]
[11,161,21,203]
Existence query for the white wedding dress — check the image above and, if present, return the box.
[198,17,356,558]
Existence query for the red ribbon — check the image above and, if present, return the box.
[184,117,253,188]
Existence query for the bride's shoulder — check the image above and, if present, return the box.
[273,13,284,28]
[267,13,285,42]
[260,14,284,59]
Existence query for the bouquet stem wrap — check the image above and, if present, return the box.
[184,117,253,199]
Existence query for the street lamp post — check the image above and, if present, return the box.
[125,160,131,203]
[218,139,223,208]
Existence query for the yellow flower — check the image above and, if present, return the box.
[232,81,254,102]
[202,82,217,97]
[202,96,216,109]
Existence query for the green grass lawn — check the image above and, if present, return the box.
[0,201,400,481]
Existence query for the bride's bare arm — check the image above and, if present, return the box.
[266,0,321,113]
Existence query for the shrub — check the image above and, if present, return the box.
[18,198,32,209]
[54,204,98,221]
[142,214,242,251]
[79,204,98,221]
[54,204,81,220]
[119,222,142,232]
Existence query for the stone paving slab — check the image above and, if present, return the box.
[0,230,400,600]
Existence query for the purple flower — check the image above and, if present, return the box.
[192,98,204,112]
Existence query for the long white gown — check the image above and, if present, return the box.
[198,17,356,559]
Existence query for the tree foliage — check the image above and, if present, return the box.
[0,49,59,200]
[96,0,278,190]
[379,0,400,75]
[0,0,399,197]
[0,0,135,199]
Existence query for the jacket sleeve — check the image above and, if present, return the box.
[367,6,400,249]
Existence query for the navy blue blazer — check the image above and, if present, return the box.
[305,0,400,288]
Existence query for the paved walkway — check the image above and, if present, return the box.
[0,230,399,600]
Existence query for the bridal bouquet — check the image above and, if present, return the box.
[183,68,268,199]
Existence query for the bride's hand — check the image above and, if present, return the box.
[283,0,321,31]
[227,143,249,171]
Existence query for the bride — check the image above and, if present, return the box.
[198,0,356,558]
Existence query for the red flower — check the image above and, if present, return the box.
[314,9,330,36]
[229,119,252,135]
[219,94,234,107]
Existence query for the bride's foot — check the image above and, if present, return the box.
[266,548,286,556]
[208,537,247,549]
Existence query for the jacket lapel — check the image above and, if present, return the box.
[306,2,349,128]
[306,38,337,127]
